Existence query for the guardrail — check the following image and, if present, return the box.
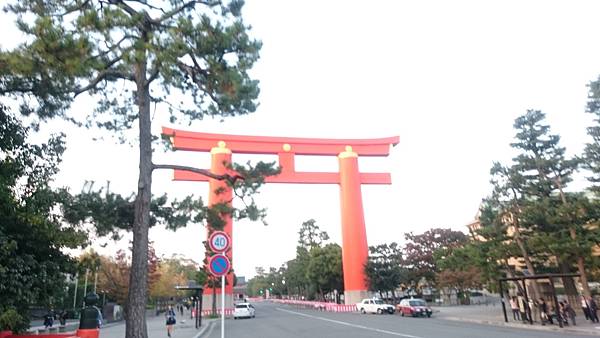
[270,299,357,313]
[198,308,234,317]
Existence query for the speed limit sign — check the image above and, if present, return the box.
[208,231,230,253]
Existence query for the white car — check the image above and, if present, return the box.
[356,298,395,314]
[233,303,255,319]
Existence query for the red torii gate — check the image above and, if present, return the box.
[162,127,399,306]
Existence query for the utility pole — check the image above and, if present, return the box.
[83,268,89,307]
[72,273,79,309]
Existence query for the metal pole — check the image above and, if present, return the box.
[549,278,563,328]
[198,291,203,328]
[499,280,508,323]
[94,268,98,293]
[83,268,89,306]
[221,275,225,338]
[73,273,79,309]
[194,297,198,329]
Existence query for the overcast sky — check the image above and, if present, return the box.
[3,0,600,278]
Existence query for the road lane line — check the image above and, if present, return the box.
[276,308,423,338]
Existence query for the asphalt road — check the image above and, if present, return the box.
[203,301,594,338]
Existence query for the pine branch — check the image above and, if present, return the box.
[145,64,160,87]
[124,0,167,14]
[108,0,139,18]
[51,0,92,17]
[153,0,221,24]
[152,163,244,184]
[73,69,134,96]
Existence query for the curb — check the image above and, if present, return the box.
[440,316,600,336]
[193,319,216,338]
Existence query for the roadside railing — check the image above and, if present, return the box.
[270,299,357,313]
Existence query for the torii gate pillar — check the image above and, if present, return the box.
[203,142,234,309]
[338,146,370,304]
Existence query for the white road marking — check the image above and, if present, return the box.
[276,308,423,338]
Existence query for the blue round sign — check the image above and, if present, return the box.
[208,254,230,277]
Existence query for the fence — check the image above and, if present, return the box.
[270,299,357,313]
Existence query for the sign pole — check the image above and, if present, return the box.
[208,231,231,338]
[221,275,225,338]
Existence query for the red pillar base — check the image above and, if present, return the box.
[345,290,371,306]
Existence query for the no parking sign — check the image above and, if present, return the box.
[208,254,230,277]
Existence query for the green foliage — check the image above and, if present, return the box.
[468,109,600,295]
[297,219,330,249]
[584,76,600,192]
[364,243,405,298]
[0,308,26,332]
[307,244,343,298]
[1,0,262,128]
[0,105,87,332]
[247,219,342,301]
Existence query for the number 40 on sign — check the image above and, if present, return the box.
[209,231,230,253]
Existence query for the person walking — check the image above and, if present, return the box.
[564,301,576,326]
[582,297,591,321]
[558,301,573,326]
[59,310,67,326]
[43,310,54,329]
[165,305,176,337]
[517,294,528,322]
[589,297,599,323]
[510,297,520,321]
[538,298,549,325]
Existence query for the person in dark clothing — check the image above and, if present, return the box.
[582,297,591,321]
[165,305,176,337]
[538,298,550,325]
[564,301,576,326]
[43,310,54,328]
[589,297,599,323]
[59,310,67,326]
[559,302,570,326]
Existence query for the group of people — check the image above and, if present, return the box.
[43,310,68,329]
[509,295,598,326]
[581,297,600,323]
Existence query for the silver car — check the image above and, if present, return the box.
[233,303,256,319]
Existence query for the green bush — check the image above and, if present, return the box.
[0,308,28,333]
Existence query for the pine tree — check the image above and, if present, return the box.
[0,2,274,337]
[484,162,542,299]
[511,110,591,298]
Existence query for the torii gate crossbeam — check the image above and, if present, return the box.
[162,127,399,307]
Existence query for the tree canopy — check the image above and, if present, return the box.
[0,105,87,332]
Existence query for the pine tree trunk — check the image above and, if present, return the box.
[559,260,580,308]
[510,212,541,300]
[557,181,592,298]
[125,52,152,338]
[570,228,592,298]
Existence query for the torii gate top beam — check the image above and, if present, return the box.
[162,127,399,157]
[162,127,399,185]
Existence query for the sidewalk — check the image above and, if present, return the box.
[436,303,600,336]
[98,311,216,338]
